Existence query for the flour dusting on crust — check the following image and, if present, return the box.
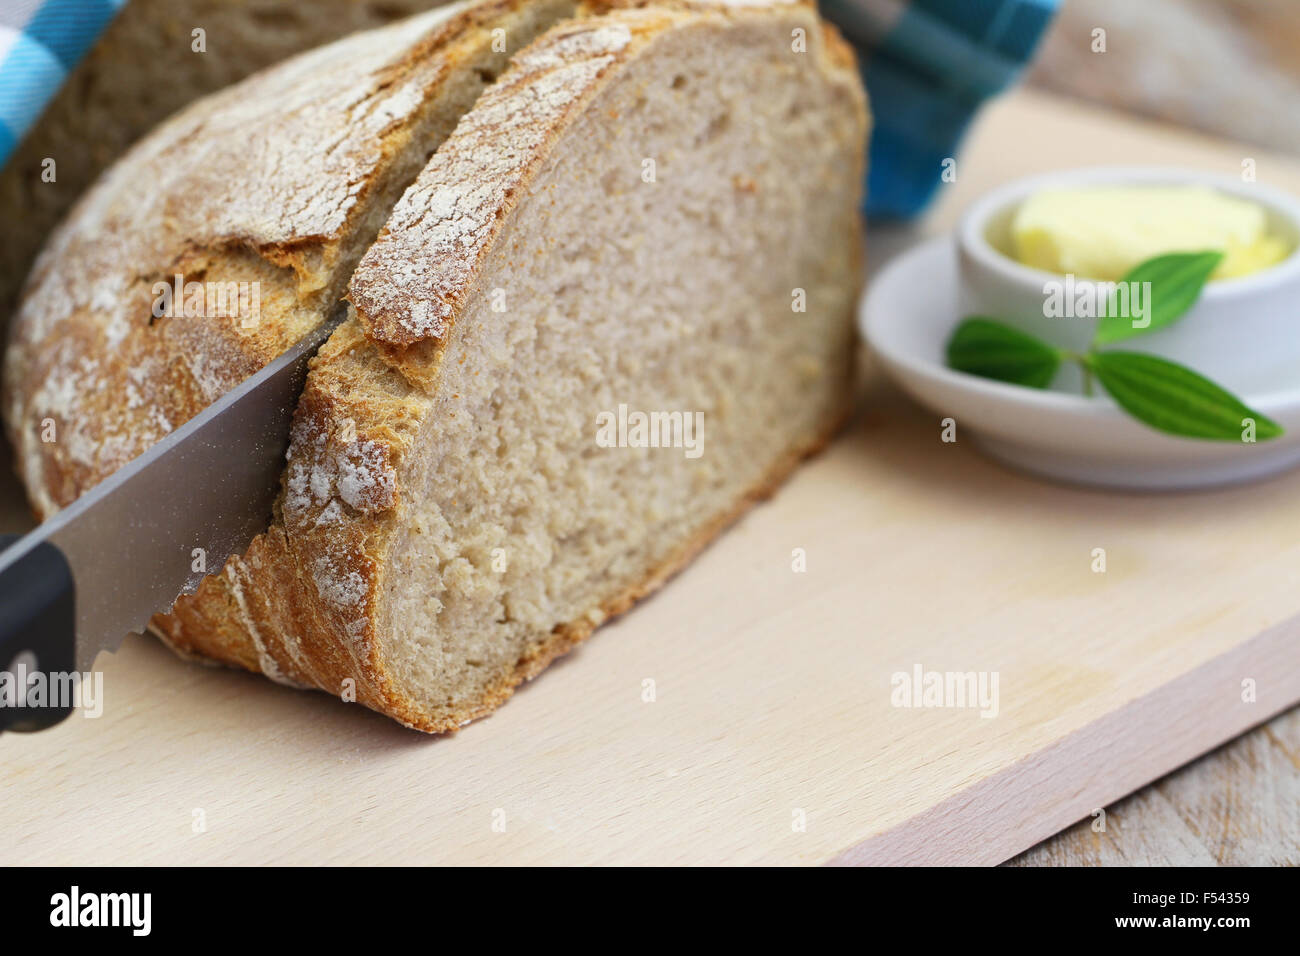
[349,19,635,346]
[2,2,474,516]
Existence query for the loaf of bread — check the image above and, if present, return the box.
[3,0,868,731]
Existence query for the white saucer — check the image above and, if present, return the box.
[858,237,1300,490]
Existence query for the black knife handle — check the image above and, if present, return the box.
[0,533,77,733]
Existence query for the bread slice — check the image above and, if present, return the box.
[3,0,576,516]
[6,0,868,732]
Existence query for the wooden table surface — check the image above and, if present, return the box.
[2,87,1297,866]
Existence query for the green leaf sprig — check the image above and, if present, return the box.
[945,251,1283,442]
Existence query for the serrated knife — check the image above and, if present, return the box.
[0,309,344,733]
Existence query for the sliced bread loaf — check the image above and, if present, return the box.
[5,0,868,731]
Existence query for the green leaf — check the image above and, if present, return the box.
[1088,350,1283,441]
[946,318,1062,389]
[1093,250,1223,346]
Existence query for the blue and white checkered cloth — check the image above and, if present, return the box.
[0,0,124,162]
[0,0,1057,219]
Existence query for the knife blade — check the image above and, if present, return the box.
[0,308,344,731]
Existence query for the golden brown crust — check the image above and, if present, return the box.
[153,314,425,712]
[819,16,861,73]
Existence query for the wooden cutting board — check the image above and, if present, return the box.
[2,89,1299,866]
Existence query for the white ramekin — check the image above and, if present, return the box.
[956,166,1300,396]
